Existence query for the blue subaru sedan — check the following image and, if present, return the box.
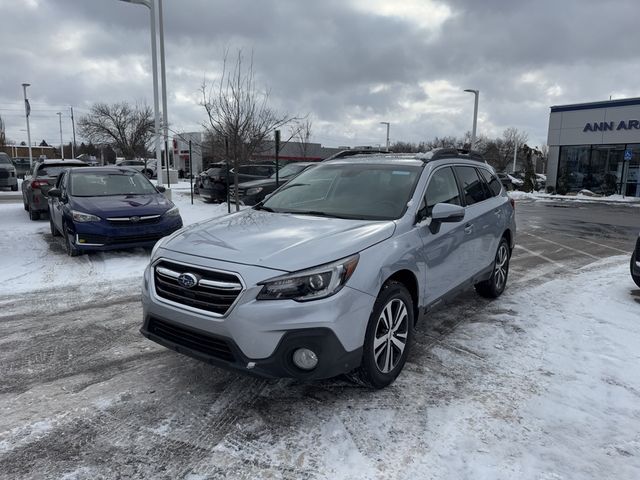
[47,167,183,256]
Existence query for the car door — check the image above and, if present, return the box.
[453,165,496,277]
[417,166,468,305]
[51,171,67,232]
[478,167,509,260]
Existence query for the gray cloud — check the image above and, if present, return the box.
[1,0,639,150]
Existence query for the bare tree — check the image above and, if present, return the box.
[289,118,313,159]
[201,49,298,210]
[78,102,154,159]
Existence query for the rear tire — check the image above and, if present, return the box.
[475,237,510,298]
[349,281,413,389]
[11,184,18,191]
[631,252,640,288]
[28,206,40,221]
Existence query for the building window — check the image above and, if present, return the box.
[557,145,625,195]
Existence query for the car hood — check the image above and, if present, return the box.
[70,194,173,217]
[162,209,396,271]
[237,178,279,189]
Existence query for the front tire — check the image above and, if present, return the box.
[11,184,18,191]
[63,222,80,257]
[350,281,414,389]
[476,237,510,298]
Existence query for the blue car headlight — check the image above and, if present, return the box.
[257,254,359,301]
[164,205,180,218]
[71,210,101,222]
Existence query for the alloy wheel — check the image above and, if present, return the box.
[373,298,409,374]
[494,243,509,290]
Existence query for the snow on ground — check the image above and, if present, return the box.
[0,191,232,296]
[509,190,640,205]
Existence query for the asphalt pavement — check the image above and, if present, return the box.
[0,198,638,479]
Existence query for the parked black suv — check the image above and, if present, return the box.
[199,163,276,202]
[230,161,317,205]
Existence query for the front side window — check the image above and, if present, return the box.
[262,163,422,220]
[454,166,490,205]
[0,153,12,165]
[423,167,461,217]
[70,171,158,197]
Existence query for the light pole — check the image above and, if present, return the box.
[463,89,479,150]
[57,112,65,160]
[380,122,390,151]
[158,0,171,185]
[70,106,77,158]
[21,83,33,167]
[119,0,163,186]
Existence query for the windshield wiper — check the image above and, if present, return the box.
[285,210,353,219]
[253,204,274,212]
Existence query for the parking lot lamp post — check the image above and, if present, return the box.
[57,112,65,160]
[21,83,33,168]
[463,89,479,150]
[158,0,170,184]
[380,122,390,151]
[118,0,163,186]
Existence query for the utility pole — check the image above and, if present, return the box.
[22,83,33,167]
[275,130,280,187]
[512,141,518,173]
[380,122,390,151]
[158,0,170,186]
[57,112,65,160]
[70,106,76,158]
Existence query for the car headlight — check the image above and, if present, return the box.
[71,210,101,222]
[257,254,359,301]
[164,205,180,217]
[246,187,263,196]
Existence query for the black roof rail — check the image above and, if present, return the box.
[418,148,486,163]
[322,148,389,161]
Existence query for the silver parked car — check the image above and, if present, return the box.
[0,152,18,191]
[141,149,516,388]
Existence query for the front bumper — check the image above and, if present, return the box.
[141,254,375,380]
[632,237,640,276]
[141,316,363,380]
[74,218,183,251]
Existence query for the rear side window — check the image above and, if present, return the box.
[424,167,461,217]
[454,166,491,206]
[37,163,86,177]
[478,168,502,197]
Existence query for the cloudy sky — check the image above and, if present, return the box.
[1,0,638,150]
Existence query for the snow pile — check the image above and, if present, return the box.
[509,190,640,205]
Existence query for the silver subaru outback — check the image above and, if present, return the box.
[141,149,516,388]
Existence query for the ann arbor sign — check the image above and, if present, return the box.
[583,120,640,132]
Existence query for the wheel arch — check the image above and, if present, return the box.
[383,269,420,326]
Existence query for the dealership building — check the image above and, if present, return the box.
[547,97,640,197]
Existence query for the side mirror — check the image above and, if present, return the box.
[431,203,465,223]
[48,188,62,198]
[156,185,166,193]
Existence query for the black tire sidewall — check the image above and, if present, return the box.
[64,222,78,256]
[632,252,640,288]
[360,282,414,388]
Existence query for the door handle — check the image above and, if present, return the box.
[464,223,473,235]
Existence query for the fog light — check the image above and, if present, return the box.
[292,348,318,371]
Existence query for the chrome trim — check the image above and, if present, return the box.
[199,278,242,290]
[156,266,180,279]
[151,257,246,318]
[107,214,161,221]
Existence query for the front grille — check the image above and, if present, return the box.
[77,229,178,246]
[153,260,243,315]
[147,317,235,362]
[0,171,9,179]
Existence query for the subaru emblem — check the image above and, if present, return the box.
[130,216,141,223]
[177,272,198,289]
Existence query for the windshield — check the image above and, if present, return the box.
[0,154,11,165]
[261,163,422,220]
[269,163,309,179]
[37,164,86,177]
[70,171,158,197]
